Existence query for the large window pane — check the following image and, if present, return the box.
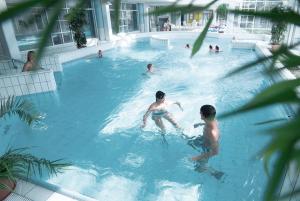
[63,32,73,43]
[52,34,63,45]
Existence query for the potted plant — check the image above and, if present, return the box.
[270,5,288,52]
[216,4,228,23]
[0,97,70,200]
[66,7,87,48]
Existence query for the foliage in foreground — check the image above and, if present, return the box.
[0,147,70,190]
[0,96,42,126]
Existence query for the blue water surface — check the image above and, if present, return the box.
[0,37,288,201]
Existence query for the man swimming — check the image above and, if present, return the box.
[188,105,224,180]
[141,91,183,133]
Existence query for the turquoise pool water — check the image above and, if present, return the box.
[0,37,288,201]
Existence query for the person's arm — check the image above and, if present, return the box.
[173,101,183,111]
[193,123,205,128]
[141,105,153,128]
[191,140,218,161]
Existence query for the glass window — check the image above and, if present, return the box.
[52,34,63,45]
[63,32,72,43]
[60,21,69,32]
[110,3,139,33]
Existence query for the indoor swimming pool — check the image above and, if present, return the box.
[0,37,288,201]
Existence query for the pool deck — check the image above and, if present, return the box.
[4,180,78,201]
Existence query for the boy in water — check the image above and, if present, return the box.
[146,63,154,73]
[141,91,183,133]
[188,105,224,179]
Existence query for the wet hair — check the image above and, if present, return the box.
[147,63,152,70]
[27,51,35,62]
[215,46,220,51]
[186,44,190,48]
[209,45,213,49]
[156,91,165,100]
[200,105,216,119]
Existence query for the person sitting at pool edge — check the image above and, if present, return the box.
[141,91,183,133]
[190,105,219,161]
[22,51,35,72]
[147,63,154,73]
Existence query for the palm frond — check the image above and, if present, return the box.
[0,147,71,179]
[218,78,300,119]
[191,13,214,57]
[0,96,42,126]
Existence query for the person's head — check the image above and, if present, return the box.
[186,44,190,48]
[147,63,153,71]
[155,91,165,103]
[209,45,213,50]
[27,51,35,62]
[215,45,219,51]
[200,105,216,121]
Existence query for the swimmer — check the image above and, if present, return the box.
[209,45,214,52]
[146,63,154,73]
[141,91,183,133]
[188,105,224,180]
[98,50,103,58]
[185,44,190,49]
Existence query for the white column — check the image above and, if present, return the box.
[0,0,21,59]
[144,4,150,32]
[102,3,113,40]
[138,3,145,32]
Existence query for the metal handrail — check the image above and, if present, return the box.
[0,55,24,69]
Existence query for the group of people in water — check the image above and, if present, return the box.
[141,89,223,179]
[185,44,221,53]
[142,43,224,179]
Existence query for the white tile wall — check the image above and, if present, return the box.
[150,36,169,48]
[0,60,24,75]
[0,69,57,99]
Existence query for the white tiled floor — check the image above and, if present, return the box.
[4,180,78,201]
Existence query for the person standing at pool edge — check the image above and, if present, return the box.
[191,105,219,161]
[141,91,183,133]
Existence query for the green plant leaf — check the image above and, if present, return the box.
[219,78,300,119]
[191,13,214,57]
[0,147,71,179]
[224,41,300,78]
[0,0,44,22]
[0,96,42,126]
[254,118,288,125]
[279,188,300,200]
[260,116,300,178]
[264,150,290,201]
